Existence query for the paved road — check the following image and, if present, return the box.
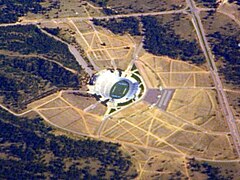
[69,19,101,71]
[126,38,144,73]
[68,45,93,76]
[40,26,94,76]
[186,0,240,157]
[0,9,187,28]
[143,89,175,110]
[1,0,239,161]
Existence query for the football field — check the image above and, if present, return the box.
[110,80,130,99]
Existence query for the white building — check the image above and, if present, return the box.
[88,69,139,103]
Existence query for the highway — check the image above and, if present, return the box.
[186,0,240,157]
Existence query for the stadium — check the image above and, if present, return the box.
[88,69,139,103]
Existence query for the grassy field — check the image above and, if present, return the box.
[0,107,137,179]
[25,0,103,20]
[37,92,104,136]
[72,20,135,70]
[93,0,186,14]
[142,14,206,65]
[0,24,83,111]
[136,53,213,88]
[201,11,240,89]
[226,91,240,122]
[1,3,240,178]
[100,99,236,159]
[195,0,219,8]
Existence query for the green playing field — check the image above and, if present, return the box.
[110,80,130,99]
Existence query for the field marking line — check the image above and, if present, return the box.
[138,60,166,87]
[59,96,92,135]
[145,117,155,147]
[193,73,196,87]
[170,59,173,85]
[121,119,185,155]
[115,123,147,146]
[37,106,72,110]
[102,116,152,138]
[182,73,194,87]
[90,33,96,48]
[157,71,210,74]
[146,112,186,131]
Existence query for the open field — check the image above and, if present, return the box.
[167,89,227,129]
[1,3,240,178]
[73,20,135,70]
[195,0,219,8]
[39,17,137,71]
[122,144,192,179]
[201,11,239,35]
[24,0,103,20]
[226,91,240,121]
[28,87,236,163]
[201,11,240,89]
[136,53,214,88]
[218,1,240,24]
[99,0,186,14]
[122,144,240,179]
[34,91,105,136]
[154,14,197,41]
[100,100,236,160]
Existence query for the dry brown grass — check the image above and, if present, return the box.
[19,12,240,178]
[72,20,135,70]
[100,98,234,160]
[24,0,103,20]
[201,11,239,36]
[27,92,60,110]
[122,145,190,179]
[61,92,97,110]
[226,91,240,120]
[106,0,186,14]
[155,14,197,42]
[137,53,213,88]
[34,91,104,136]
[168,89,222,126]
[218,2,240,22]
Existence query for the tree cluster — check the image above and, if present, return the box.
[141,16,205,64]
[93,17,141,36]
[89,0,109,7]
[0,107,138,179]
[43,27,61,36]
[195,0,219,8]
[228,0,240,6]
[188,158,234,179]
[0,55,80,110]
[0,0,45,23]
[208,32,240,86]
[0,25,81,71]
